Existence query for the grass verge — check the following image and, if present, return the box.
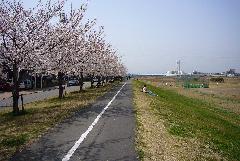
[134,80,240,161]
[0,83,115,161]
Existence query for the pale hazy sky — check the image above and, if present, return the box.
[22,0,240,74]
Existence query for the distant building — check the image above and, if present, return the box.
[226,69,236,77]
[165,70,186,76]
[191,70,204,75]
[165,60,187,76]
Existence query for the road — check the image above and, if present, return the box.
[0,82,91,107]
[10,81,138,161]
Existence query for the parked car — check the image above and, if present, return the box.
[0,82,12,91]
[19,80,32,89]
[92,77,99,82]
[68,79,79,86]
[109,79,114,83]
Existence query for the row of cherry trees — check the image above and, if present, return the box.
[0,0,127,114]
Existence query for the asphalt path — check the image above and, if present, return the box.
[10,81,138,161]
[0,82,91,108]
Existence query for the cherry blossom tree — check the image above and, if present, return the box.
[41,3,96,98]
[73,26,127,87]
[0,0,127,114]
[70,24,127,89]
[0,0,64,114]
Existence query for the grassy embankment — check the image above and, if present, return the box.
[0,84,115,161]
[134,80,240,161]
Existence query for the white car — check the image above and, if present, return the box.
[68,80,79,86]
[19,80,32,89]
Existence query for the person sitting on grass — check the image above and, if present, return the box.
[142,84,158,96]
[142,84,148,93]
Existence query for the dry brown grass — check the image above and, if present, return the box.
[175,78,240,115]
[133,82,224,161]
[138,76,240,114]
[0,84,114,161]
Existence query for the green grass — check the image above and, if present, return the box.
[1,134,28,147]
[135,80,240,161]
[137,149,145,160]
[0,83,115,161]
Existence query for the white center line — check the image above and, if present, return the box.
[62,82,127,161]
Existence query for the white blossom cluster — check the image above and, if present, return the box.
[0,0,127,77]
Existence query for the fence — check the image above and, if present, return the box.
[176,76,209,88]
[0,82,91,108]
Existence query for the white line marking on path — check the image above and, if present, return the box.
[62,83,127,161]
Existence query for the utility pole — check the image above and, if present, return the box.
[34,71,37,89]
[176,60,181,75]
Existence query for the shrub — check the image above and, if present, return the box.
[210,77,224,83]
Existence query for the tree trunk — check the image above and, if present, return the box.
[12,63,19,115]
[34,72,37,89]
[58,72,64,99]
[20,94,24,112]
[101,76,105,86]
[79,72,84,91]
[90,75,94,88]
[97,76,101,88]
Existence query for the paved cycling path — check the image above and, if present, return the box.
[11,81,138,161]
